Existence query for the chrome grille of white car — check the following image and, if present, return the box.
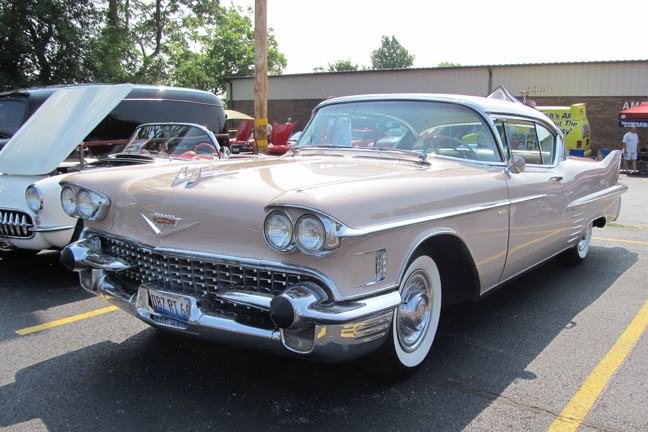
[0,209,34,238]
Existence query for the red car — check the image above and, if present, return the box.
[267,121,298,155]
[230,120,254,154]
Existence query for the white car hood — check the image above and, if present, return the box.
[0,84,133,175]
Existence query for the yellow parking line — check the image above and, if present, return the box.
[593,236,648,244]
[15,306,119,335]
[548,299,648,432]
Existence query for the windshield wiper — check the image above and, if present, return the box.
[365,146,429,162]
[291,144,352,155]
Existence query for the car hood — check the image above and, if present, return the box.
[68,154,502,257]
[0,84,133,176]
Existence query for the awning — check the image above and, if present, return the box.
[618,102,648,127]
[225,109,253,121]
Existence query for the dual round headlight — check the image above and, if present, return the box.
[60,185,110,220]
[264,211,330,255]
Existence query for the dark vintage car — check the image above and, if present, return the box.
[0,85,229,253]
[61,93,627,379]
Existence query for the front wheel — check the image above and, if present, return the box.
[361,254,442,380]
[559,224,593,266]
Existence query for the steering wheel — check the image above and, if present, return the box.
[194,143,217,154]
[432,136,478,160]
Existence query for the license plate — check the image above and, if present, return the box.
[148,288,191,322]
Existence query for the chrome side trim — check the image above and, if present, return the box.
[363,199,513,234]
[30,224,75,233]
[567,184,628,209]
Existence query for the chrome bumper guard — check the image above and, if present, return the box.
[62,238,400,363]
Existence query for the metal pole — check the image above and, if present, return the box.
[254,0,268,155]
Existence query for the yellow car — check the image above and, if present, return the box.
[537,104,592,157]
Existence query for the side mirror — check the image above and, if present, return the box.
[506,155,526,174]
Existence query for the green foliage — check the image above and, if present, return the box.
[0,0,102,89]
[370,35,414,70]
[438,62,461,68]
[170,4,286,94]
[0,0,286,93]
[326,59,359,72]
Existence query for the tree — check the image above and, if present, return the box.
[370,35,414,70]
[0,0,102,89]
[169,4,286,94]
[0,0,286,93]
[438,62,461,68]
[326,59,359,72]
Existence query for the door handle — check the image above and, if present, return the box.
[549,176,563,182]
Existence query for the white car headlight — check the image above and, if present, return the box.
[295,215,326,254]
[264,211,293,250]
[26,185,43,213]
[61,186,77,216]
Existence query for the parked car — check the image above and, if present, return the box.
[60,93,627,379]
[267,121,298,155]
[0,85,229,253]
[122,123,225,161]
[229,120,254,154]
[537,104,591,157]
[0,84,229,156]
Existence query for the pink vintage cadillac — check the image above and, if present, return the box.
[60,93,627,379]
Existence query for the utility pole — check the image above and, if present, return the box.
[253,0,268,155]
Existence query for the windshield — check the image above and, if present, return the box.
[296,100,503,162]
[122,124,220,159]
[0,99,27,138]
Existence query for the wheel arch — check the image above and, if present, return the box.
[407,233,481,305]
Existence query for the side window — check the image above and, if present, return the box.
[422,122,502,162]
[503,120,555,165]
[494,121,510,160]
[535,123,555,165]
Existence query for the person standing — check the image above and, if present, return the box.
[622,125,640,174]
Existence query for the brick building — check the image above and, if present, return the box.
[226,60,648,153]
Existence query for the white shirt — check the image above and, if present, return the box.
[623,131,639,153]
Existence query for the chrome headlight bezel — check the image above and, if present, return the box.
[60,183,110,221]
[263,206,360,257]
[26,185,43,213]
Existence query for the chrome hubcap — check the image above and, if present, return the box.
[578,227,591,252]
[397,269,432,353]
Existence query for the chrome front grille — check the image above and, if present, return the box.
[0,209,34,238]
[99,235,319,327]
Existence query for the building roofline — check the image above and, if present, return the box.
[227,59,648,80]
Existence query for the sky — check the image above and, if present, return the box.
[227,0,646,75]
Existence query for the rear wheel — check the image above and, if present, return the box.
[362,255,442,380]
[559,224,593,266]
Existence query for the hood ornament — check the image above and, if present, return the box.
[141,212,199,237]
[172,166,237,188]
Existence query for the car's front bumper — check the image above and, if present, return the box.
[62,236,400,363]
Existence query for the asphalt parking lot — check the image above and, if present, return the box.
[1,174,647,432]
